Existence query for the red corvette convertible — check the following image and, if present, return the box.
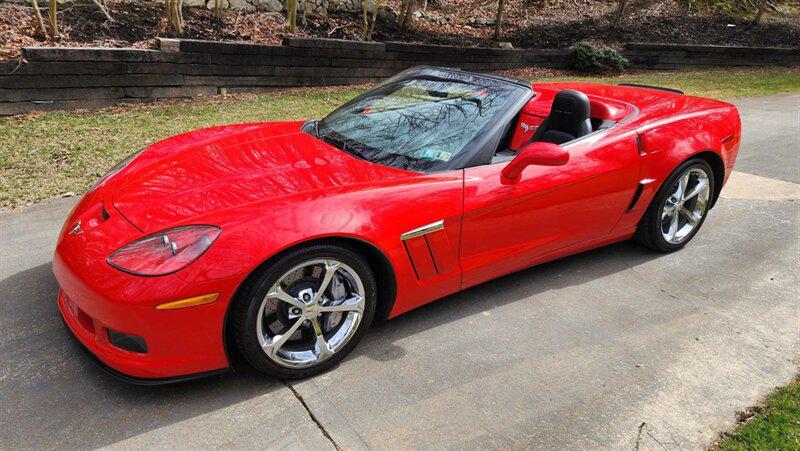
[54,66,741,383]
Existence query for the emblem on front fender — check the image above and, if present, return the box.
[68,220,83,236]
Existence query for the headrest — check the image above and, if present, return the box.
[548,90,591,136]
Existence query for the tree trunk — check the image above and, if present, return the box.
[47,0,58,38]
[493,0,504,40]
[91,0,114,22]
[750,2,765,27]
[166,0,184,35]
[398,0,415,30]
[286,0,297,32]
[31,0,48,36]
[362,0,369,39]
[302,0,308,24]
[367,0,381,41]
[613,0,626,26]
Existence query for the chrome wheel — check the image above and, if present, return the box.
[255,258,366,368]
[660,167,711,245]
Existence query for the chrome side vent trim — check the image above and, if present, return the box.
[400,220,444,241]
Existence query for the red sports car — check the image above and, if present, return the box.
[54,66,741,383]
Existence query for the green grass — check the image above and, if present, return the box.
[535,66,800,100]
[717,378,800,450]
[1,66,798,210]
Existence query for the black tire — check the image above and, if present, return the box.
[634,158,715,252]
[232,243,377,379]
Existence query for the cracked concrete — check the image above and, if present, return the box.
[0,93,798,449]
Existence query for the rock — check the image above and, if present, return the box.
[328,0,357,12]
[205,0,229,9]
[227,0,255,11]
[379,6,398,22]
[254,0,282,11]
[184,0,206,8]
[468,17,495,27]
[498,41,513,49]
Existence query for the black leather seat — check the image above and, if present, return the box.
[531,90,593,145]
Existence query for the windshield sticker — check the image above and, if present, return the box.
[418,149,453,162]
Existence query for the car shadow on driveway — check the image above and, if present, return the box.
[0,239,665,448]
[353,240,667,363]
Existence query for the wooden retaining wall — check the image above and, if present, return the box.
[0,38,797,115]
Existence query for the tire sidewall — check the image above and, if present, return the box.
[235,244,377,379]
[649,159,715,251]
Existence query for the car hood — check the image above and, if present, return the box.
[112,121,412,233]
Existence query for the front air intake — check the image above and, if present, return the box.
[107,329,148,354]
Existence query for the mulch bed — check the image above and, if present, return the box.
[1,0,798,61]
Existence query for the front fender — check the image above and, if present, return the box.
[174,170,465,317]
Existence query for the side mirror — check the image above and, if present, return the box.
[501,142,569,180]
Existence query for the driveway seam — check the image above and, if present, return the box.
[284,381,342,450]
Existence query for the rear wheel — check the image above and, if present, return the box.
[634,159,715,252]
[233,244,377,379]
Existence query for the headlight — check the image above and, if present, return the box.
[87,150,143,193]
[107,226,221,276]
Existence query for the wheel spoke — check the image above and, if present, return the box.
[310,317,334,360]
[662,202,677,219]
[677,172,689,199]
[262,317,304,358]
[312,260,341,304]
[667,210,679,241]
[319,295,365,314]
[682,207,702,226]
[267,285,305,309]
[683,178,709,201]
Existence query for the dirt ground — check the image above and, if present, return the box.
[1,0,799,60]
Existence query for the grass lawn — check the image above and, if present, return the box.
[1,66,798,210]
[716,378,800,450]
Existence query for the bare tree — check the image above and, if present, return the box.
[286,0,298,32]
[165,0,184,35]
[613,0,627,26]
[30,0,47,36]
[47,0,58,38]
[493,0,504,40]
[749,0,769,26]
[362,0,381,41]
[397,0,416,30]
[91,0,114,22]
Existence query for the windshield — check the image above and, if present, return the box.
[316,69,524,172]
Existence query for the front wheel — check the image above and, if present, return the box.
[233,244,377,379]
[634,159,715,252]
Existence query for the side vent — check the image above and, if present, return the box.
[635,134,646,156]
[401,220,457,281]
[627,179,655,212]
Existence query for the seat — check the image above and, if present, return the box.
[530,90,592,145]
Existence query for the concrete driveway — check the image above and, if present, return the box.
[1,94,798,449]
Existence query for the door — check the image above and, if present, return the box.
[459,129,641,288]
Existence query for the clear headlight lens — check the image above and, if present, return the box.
[107,226,221,276]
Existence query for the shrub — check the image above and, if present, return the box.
[569,43,631,73]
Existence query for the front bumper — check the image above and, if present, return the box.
[54,248,237,379]
[59,311,230,385]
[52,192,242,381]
